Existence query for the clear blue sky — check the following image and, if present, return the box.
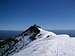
[0,0,75,30]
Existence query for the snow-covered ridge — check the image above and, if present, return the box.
[1,24,75,56]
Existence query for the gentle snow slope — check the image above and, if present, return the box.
[12,28,75,56]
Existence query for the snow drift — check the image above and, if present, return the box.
[1,24,75,56]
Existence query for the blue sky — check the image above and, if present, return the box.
[0,0,75,30]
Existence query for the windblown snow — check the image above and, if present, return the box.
[1,25,75,56]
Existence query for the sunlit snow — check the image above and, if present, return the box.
[12,27,75,56]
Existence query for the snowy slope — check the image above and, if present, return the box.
[12,37,75,56]
[11,25,75,56]
[1,25,75,56]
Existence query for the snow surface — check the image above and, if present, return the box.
[11,28,75,56]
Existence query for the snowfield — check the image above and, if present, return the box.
[12,27,75,56]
